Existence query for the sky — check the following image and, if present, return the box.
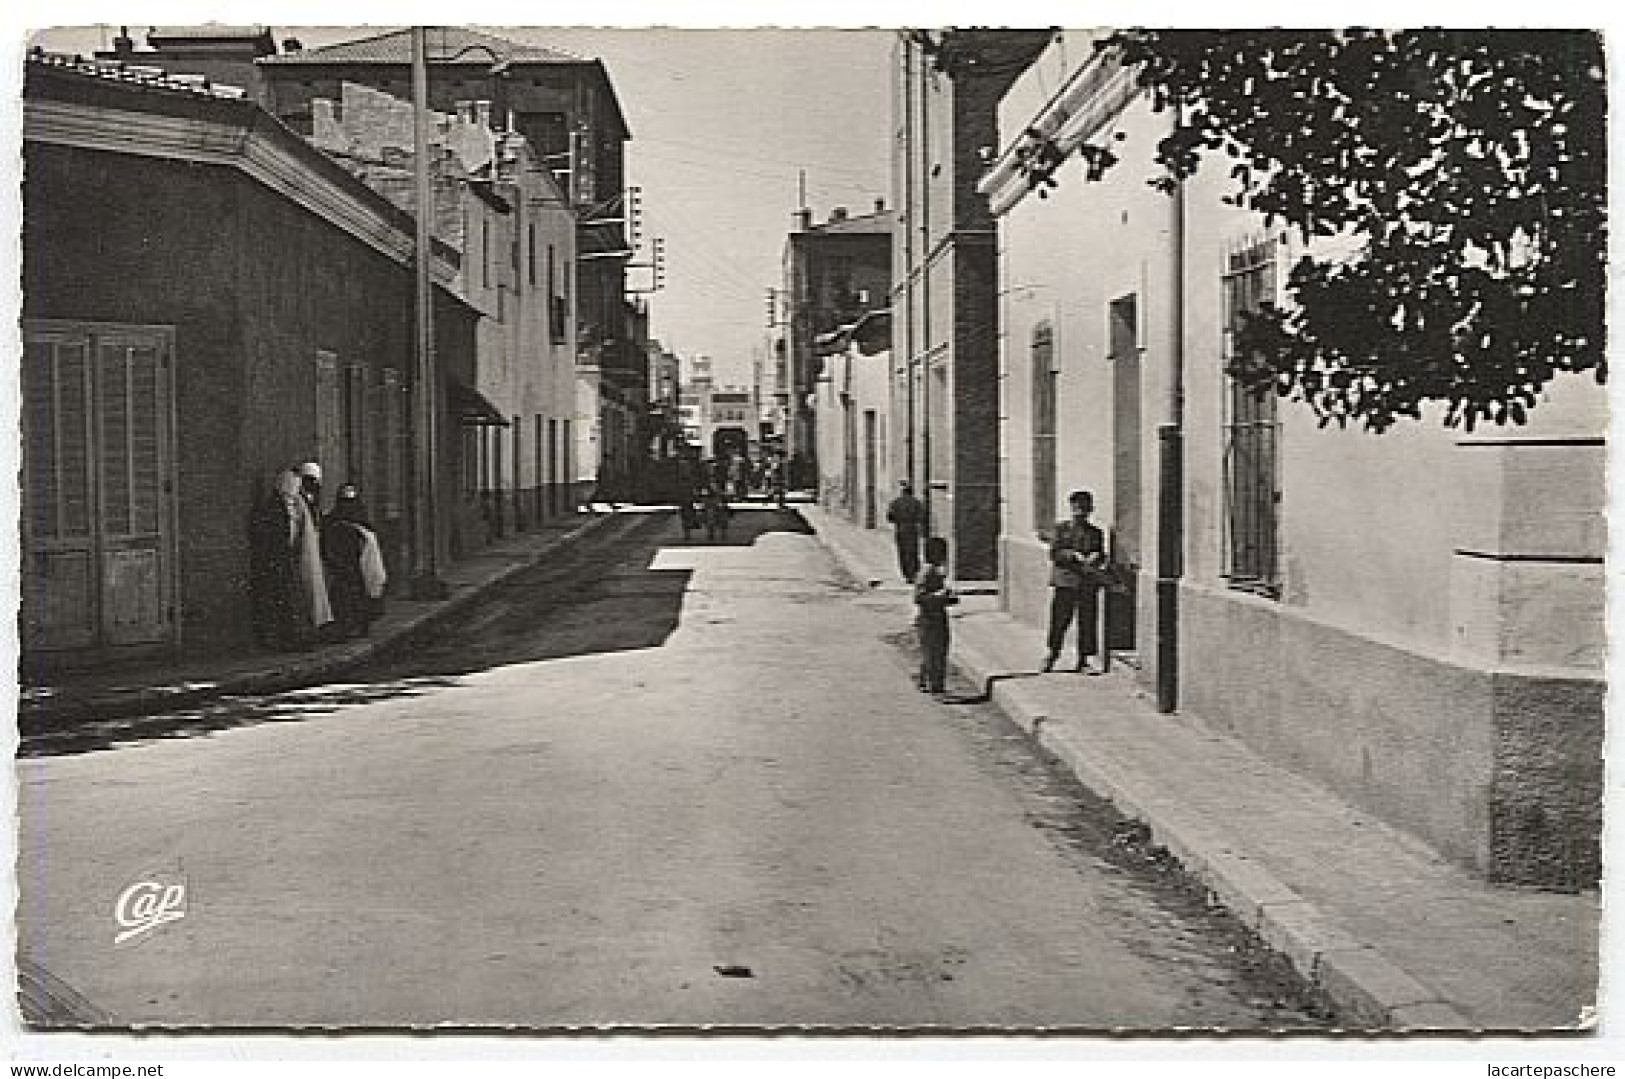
[27,22,895,389]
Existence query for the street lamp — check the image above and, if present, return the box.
[408,26,444,598]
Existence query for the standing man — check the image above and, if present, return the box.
[886,480,927,583]
[1045,489,1108,674]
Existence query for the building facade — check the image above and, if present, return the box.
[891,29,1052,580]
[979,33,1606,888]
[812,313,895,529]
[257,28,642,507]
[782,203,893,492]
[307,80,581,554]
[21,52,479,668]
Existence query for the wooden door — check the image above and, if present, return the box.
[22,330,98,651]
[94,333,172,646]
[1107,296,1141,653]
[22,323,175,657]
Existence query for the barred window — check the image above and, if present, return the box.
[1221,240,1282,597]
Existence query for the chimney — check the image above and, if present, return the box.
[874,197,886,214]
[111,26,135,58]
[829,206,848,223]
[795,208,812,230]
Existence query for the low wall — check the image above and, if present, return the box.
[1180,583,1601,889]
[1003,533,1602,889]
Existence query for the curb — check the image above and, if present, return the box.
[806,512,1471,1031]
[20,512,623,730]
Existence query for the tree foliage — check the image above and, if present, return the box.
[1080,30,1606,431]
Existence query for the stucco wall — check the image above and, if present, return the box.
[989,39,1605,886]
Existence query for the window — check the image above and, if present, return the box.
[1221,240,1282,596]
[1031,321,1057,532]
[548,245,566,342]
[377,368,405,519]
[342,364,367,488]
[528,223,538,289]
[481,215,491,290]
[315,351,341,483]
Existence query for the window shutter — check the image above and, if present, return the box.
[315,351,340,484]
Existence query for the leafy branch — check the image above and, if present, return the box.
[1073,29,1607,431]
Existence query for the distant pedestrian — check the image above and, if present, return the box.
[298,461,324,516]
[703,485,731,542]
[1044,489,1108,674]
[322,483,387,639]
[679,486,702,542]
[886,480,926,583]
[768,457,787,509]
[914,536,958,694]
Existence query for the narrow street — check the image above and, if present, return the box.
[17,510,1330,1029]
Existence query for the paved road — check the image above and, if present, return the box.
[16,508,1330,1029]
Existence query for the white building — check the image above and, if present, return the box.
[978,33,1605,888]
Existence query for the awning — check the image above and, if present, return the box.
[447,378,509,426]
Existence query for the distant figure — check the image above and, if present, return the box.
[679,486,702,542]
[322,483,386,639]
[249,468,333,650]
[914,536,958,694]
[886,480,927,583]
[1044,489,1108,674]
[703,485,731,542]
[767,457,787,508]
[298,461,324,516]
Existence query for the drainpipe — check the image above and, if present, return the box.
[901,38,917,493]
[918,53,934,539]
[1156,105,1187,714]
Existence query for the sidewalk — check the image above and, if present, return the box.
[19,511,621,732]
[801,502,1599,1032]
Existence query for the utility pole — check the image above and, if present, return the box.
[409,26,446,598]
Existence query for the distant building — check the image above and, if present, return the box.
[811,311,894,529]
[306,80,580,551]
[257,27,643,505]
[782,202,893,491]
[891,29,1052,579]
[94,24,278,98]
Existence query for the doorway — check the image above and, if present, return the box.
[1108,295,1141,656]
[22,322,176,662]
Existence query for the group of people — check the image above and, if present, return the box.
[887,480,1112,695]
[249,462,388,652]
[678,481,735,543]
[715,452,786,504]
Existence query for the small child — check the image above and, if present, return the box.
[914,535,958,694]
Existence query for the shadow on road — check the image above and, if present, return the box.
[21,508,817,758]
[16,677,461,758]
[367,507,813,679]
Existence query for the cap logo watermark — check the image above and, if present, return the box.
[114,877,187,944]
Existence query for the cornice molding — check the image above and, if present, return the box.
[25,98,458,285]
[978,55,1139,218]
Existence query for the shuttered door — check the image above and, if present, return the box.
[96,334,171,646]
[22,331,97,651]
[314,351,341,490]
[22,323,174,656]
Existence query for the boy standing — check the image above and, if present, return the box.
[1045,489,1108,674]
[915,535,958,694]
